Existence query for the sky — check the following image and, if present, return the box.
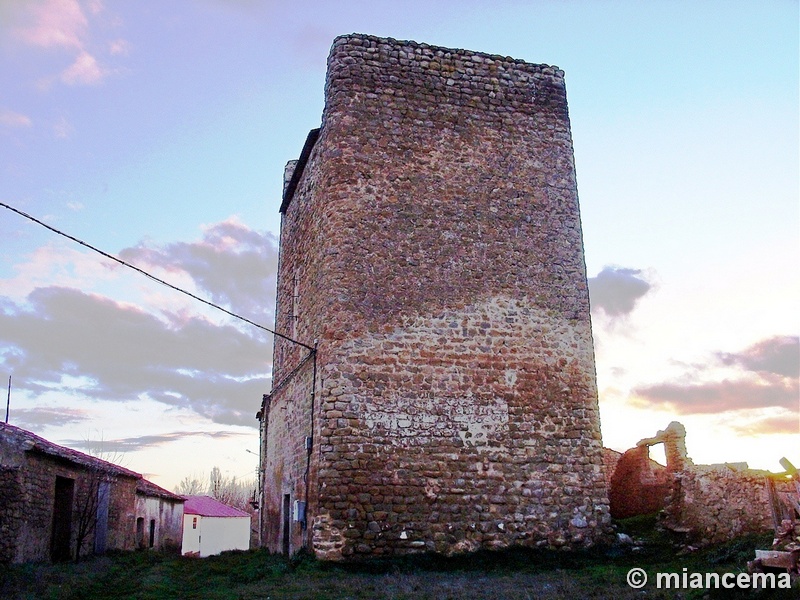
[0,0,797,490]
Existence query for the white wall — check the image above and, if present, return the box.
[181,514,249,557]
[135,495,184,553]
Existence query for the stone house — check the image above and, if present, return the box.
[258,34,610,559]
[0,423,184,563]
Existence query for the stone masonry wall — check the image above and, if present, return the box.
[261,359,315,555]
[266,34,610,559]
[0,466,23,563]
[608,446,671,519]
[1,431,138,563]
[662,466,779,545]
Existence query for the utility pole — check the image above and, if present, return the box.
[5,375,10,424]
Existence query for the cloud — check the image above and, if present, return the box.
[64,430,250,453]
[588,266,652,318]
[16,0,87,50]
[718,335,799,378]
[9,407,90,429]
[13,0,118,87]
[633,378,798,414]
[0,286,271,426]
[0,109,32,128]
[60,49,104,85]
[632,335,800,417]
[109,38,130,56]
[119,217,279,325]
[731,414,799,436]
[53,116,74,138]
[1,219,280,427]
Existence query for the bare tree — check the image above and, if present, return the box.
[174,473,207,496]
[72,442,127,561]
[175,466,256,513]
[72,467,108,561]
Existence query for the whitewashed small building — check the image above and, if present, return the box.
[135,479,184,553]
[181,495,250,557]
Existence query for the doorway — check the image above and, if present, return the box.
[136,517,145,549]
[282,494,291,555]
[51,476,75,562]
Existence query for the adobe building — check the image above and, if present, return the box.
[258,33,610,559]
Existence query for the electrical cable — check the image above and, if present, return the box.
[0,201,314,351]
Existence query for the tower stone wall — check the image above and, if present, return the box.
[260,33,610,559]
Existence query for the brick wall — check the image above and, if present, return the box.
[264,33,610,559]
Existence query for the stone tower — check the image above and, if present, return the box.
[258,33,610,559]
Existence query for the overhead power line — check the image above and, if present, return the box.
[1,201,314,352]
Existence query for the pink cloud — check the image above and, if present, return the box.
[109,38,130,56]
[0,108,32,128]
[53,116,74,138]
[14,0,116,87]
[85,0,104,16]
[17,0,87,50]
[731,414,800,436]
[60,49,104,85]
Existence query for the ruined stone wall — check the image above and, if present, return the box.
[602,448,621,491]
[266,33,609,559]
[663,466,777,545]
[608,446,671,519]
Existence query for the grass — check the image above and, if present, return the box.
[1,519,797,599]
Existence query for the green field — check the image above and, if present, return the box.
[2,519,796,600]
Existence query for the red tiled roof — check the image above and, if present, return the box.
[137,478,185,501]
[182,495,249,518]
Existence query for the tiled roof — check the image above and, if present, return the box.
[0,423,140,479]
[182,495,250,518]
[137,477,185,501]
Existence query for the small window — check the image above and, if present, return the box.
[192,517,197,529]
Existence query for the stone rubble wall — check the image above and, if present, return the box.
[1,430,138,563]
[0,466,24,563]
[609,446,672,519]
[663,466,779,545]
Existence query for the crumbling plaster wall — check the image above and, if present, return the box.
[134,494,184,553]
[265,33,610,559]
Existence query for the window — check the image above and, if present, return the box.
[192,517,197,529]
